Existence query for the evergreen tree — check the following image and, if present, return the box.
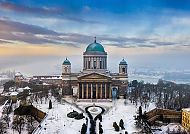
[113,122,120,132]
[139,106,142,118]
[119,119,125,130]
[81,123,87,134]
[49,100,52,109]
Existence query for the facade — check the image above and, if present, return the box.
[62,38,128,101]
[182,108,190,131]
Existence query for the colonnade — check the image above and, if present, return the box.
[83,56,107,70]
[78,82,111,99]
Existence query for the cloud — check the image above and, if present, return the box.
[0,18,189,49]
[0,2,99,24]
[0,39,12,44]
[0,19,58,35]
[0,2,63,15]
[151,41,177,46]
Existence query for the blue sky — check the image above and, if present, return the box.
[0,0,190,74]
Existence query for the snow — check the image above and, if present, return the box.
[0,100,8,118]
[3,94,185,134]
[33,97,87,134]
[33,76,62,80]
[101,100,155,134]
[42,82,50,85]
[88,106,102,115]
[75,99,155,134]
[17,88,24,93]
[183,108,190,112]
[23,86,31,90]
[15,72,23,77]
[153,123,186,134]
[31,97,157,134]
[10,91,18,96]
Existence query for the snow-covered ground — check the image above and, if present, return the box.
[153,123,187,134]
[1,96,187,134]
[75,99,155,134]
[32,97,156,134]
[33,97,87,134]
[101,100,155,134]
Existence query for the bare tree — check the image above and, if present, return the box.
[12,116,25,134]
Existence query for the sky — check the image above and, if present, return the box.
[0,0,190,75]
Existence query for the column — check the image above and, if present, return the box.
[100,83,102,99]
[83,58,85,69]
[85,57,87,69]
[103,58,105,69]
[82,83,84,99]
[105,58,107,69]
[96,83,98,99]
[87,57,88,69]
[91,83,93,99]
[86,83,88,99]
[78,83,80,99]
[102,58,104,69]
[105,83,107,99]
[109,84,112,98]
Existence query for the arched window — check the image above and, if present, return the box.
[64,67,68,73]
[122,67,125,73]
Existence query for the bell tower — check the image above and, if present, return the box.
[119,58,128,75]
[62,58,71,74]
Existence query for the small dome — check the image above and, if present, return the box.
[119,58,127,65]
[63,58,71,65]
[86,38,105,52]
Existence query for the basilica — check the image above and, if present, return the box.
[62,38,128,101]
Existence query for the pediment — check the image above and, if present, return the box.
[78,72,112,81]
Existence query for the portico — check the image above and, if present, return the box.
[78,73,112,99]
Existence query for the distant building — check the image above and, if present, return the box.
[15,72,24,87]
[182,108,190,131]
[62,38,128,101]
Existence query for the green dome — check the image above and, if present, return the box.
[120,59,127,65]
[86,39,105,52]
[63,58,71,65]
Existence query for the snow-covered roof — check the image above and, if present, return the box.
[23,86,31,90]
[43,82,50,85]
[10,92,18,96]
[33,75,62,80]
[183,108,190,112]
[15,72,23,77]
